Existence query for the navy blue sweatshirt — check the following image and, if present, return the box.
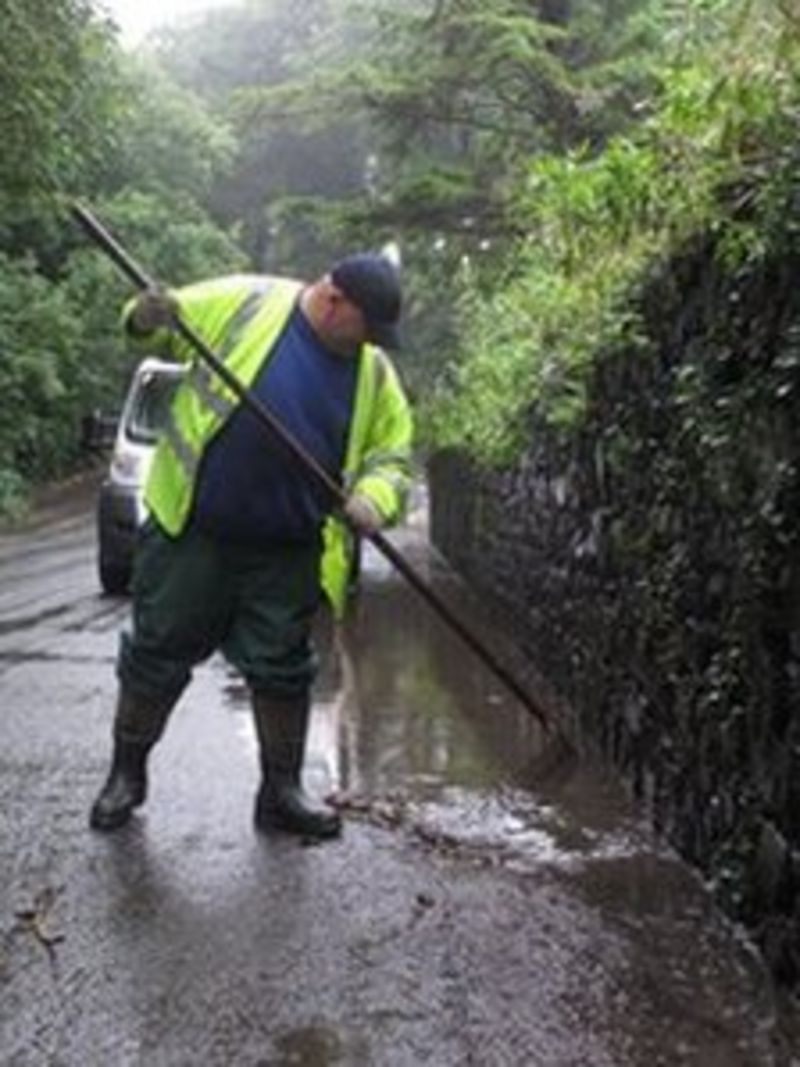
[192,306,358,543]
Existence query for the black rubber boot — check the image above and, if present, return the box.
[89,689,173,831]
[252,692,341,840]
[89,740,150,830]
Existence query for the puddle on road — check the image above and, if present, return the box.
[303,562,683,905]
[218,520,800,1061]
[261,1023,357,1067]
[223,530,650,873]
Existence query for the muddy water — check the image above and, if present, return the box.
[221,491,800,1065]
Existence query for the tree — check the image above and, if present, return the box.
[0,1,128,239]
[0,0,247,514]
[151,0,369,268]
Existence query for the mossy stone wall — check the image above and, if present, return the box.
[428,241,800,984]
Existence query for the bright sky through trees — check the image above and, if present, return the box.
[99,0,230,44]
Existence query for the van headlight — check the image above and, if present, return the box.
[110,452,144,484]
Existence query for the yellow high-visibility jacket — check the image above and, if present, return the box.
[126,274,413,616]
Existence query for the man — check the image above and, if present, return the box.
[89,253,413,840]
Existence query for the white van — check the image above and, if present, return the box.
[96,358,185,593]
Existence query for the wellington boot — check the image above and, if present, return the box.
[89,739,150,831]
[89,688,174,832]
[254,778,342,839]
[252,692,341,840]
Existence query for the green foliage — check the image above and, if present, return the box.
[0,0,95,207]
[0,1,248,517]
[325,0,665,163]
[84,189,248,286]
[106,58,238,203]
[226,0,707,428]
[0,190,246,517]
[0,254,84,508]
[427,0,800,460]
[0,0,127,262]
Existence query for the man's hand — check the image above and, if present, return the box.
[343,495,384,535]
[129,288,179,335]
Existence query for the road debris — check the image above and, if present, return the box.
[14,886,65,962]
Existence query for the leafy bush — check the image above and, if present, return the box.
[0,254,84,488]
[0,0,248,520]
[0,192,246,518]
[426,0,799,461]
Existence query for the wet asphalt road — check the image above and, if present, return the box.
[1,476,799,1066]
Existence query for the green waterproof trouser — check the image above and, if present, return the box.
[117,520,322,704]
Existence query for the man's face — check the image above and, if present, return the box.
[319,285,369,355]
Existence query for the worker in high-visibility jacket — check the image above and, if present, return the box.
[90,253,413,839]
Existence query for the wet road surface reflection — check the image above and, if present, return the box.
[1,479,799,1065]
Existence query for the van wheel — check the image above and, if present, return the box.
[99,560,131,595]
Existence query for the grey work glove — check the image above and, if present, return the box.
[343,495,385,535]
[129,288,179,335]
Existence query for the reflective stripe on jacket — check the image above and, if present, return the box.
[128,273,413,616]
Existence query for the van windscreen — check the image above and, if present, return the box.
[127,372,181,444]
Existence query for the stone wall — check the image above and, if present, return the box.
[427,240,800,984]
